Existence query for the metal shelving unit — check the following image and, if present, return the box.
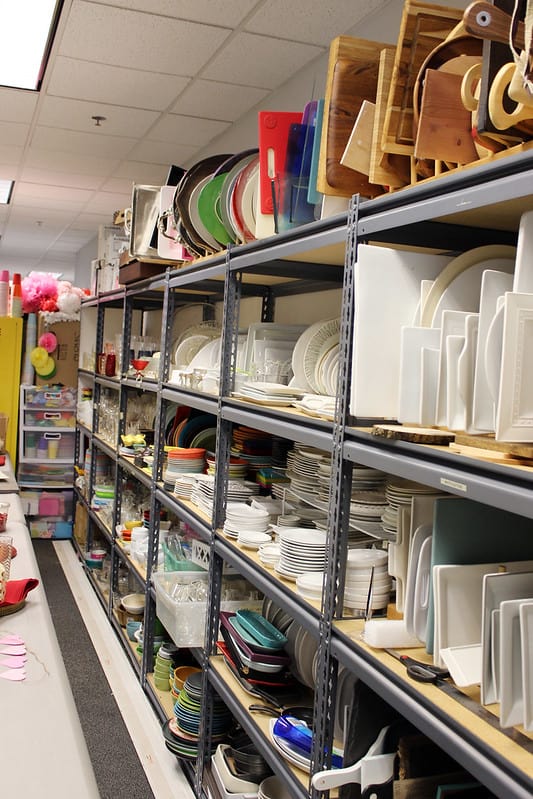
[74,151,533,799]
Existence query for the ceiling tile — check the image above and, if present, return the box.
[46,57,190,111]
[113,161,169,183]
[9,206,80,225]
[37,96,159,138]
[25,148,119,176]
[69,212,113,231]
[0,166,18,181]
[12,196,87,213]
[126,140,197,166]
[0,146,24,167]
[46,240,85,253]
[171,80,268,122]
[0,121,31,147]
[202,32,324,89]
[147,114,229,146]
[0,89,39,123]
[244,0,386,45]
[59,230,97,250]
[83,191,131,214]
[92,0,258,26]
[20,167,103,191]
[100,177,134,194]
[31,126,138,159]
[1,229,63,249]
[15,182,94,204]
[59,2,232,75]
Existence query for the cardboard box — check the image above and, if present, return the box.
[36,319,80,387]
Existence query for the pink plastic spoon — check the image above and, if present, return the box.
[0,669,26,681]
[0,656,26,668]
[0,645,26,656]
[0,635,24,646]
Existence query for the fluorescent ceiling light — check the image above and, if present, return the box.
[0,1,61,90]
[0,181,13,204]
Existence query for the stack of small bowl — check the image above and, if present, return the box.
[153,643,181,691]
[343,548,391,616]
[171,664,201,698]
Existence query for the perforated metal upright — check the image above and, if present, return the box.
[197,249,242,797]
[309,197,359,795]
[141,271,173,682]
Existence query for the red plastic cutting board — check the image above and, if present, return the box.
[258,111,301,214]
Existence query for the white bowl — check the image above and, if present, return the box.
[121,592,145,614]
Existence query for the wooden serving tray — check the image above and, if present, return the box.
[317,35,392,198]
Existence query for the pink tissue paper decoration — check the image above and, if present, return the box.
[21,272,59,313]
[38,332,58,353]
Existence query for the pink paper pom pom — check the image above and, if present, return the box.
[21,272,59,313]
[38,332,58,353]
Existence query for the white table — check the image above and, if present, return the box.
[0,491,100,797]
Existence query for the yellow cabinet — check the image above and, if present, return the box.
[0,317,23,463]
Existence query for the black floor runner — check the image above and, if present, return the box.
[33,540,156,799]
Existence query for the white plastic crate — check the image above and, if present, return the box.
[152,571,261,648]
[191,539,236,575]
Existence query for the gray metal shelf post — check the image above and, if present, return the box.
[309,197,358,796]
[197,249,242,796]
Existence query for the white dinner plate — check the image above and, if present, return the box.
[419,244,515,327]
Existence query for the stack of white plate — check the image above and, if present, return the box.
[384,477,440,611]
[276,513,302,528]
[235,382,306,406]
[174,333,211,367]
[286,445,330,503]
[350,491,388,516]
[352,463,388,490]
[344,548,392,614]
[296,571,324,601]
[237,530,272,549]
[291,317,341,395]
[191,475,260,517]
[258,542,281,568]
[173,474,198,501]
[275,528,327,580]
[224,502,270,539]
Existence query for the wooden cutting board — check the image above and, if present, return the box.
[317,36,392,197]
[415,69,479,164]
[454,432,533,460]
[369,48,411,189]
[381,0,465,156]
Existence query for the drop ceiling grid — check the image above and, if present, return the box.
[0,0,397,271]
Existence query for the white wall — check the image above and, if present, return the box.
[75,235,98,290]
[188,0,404,167]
